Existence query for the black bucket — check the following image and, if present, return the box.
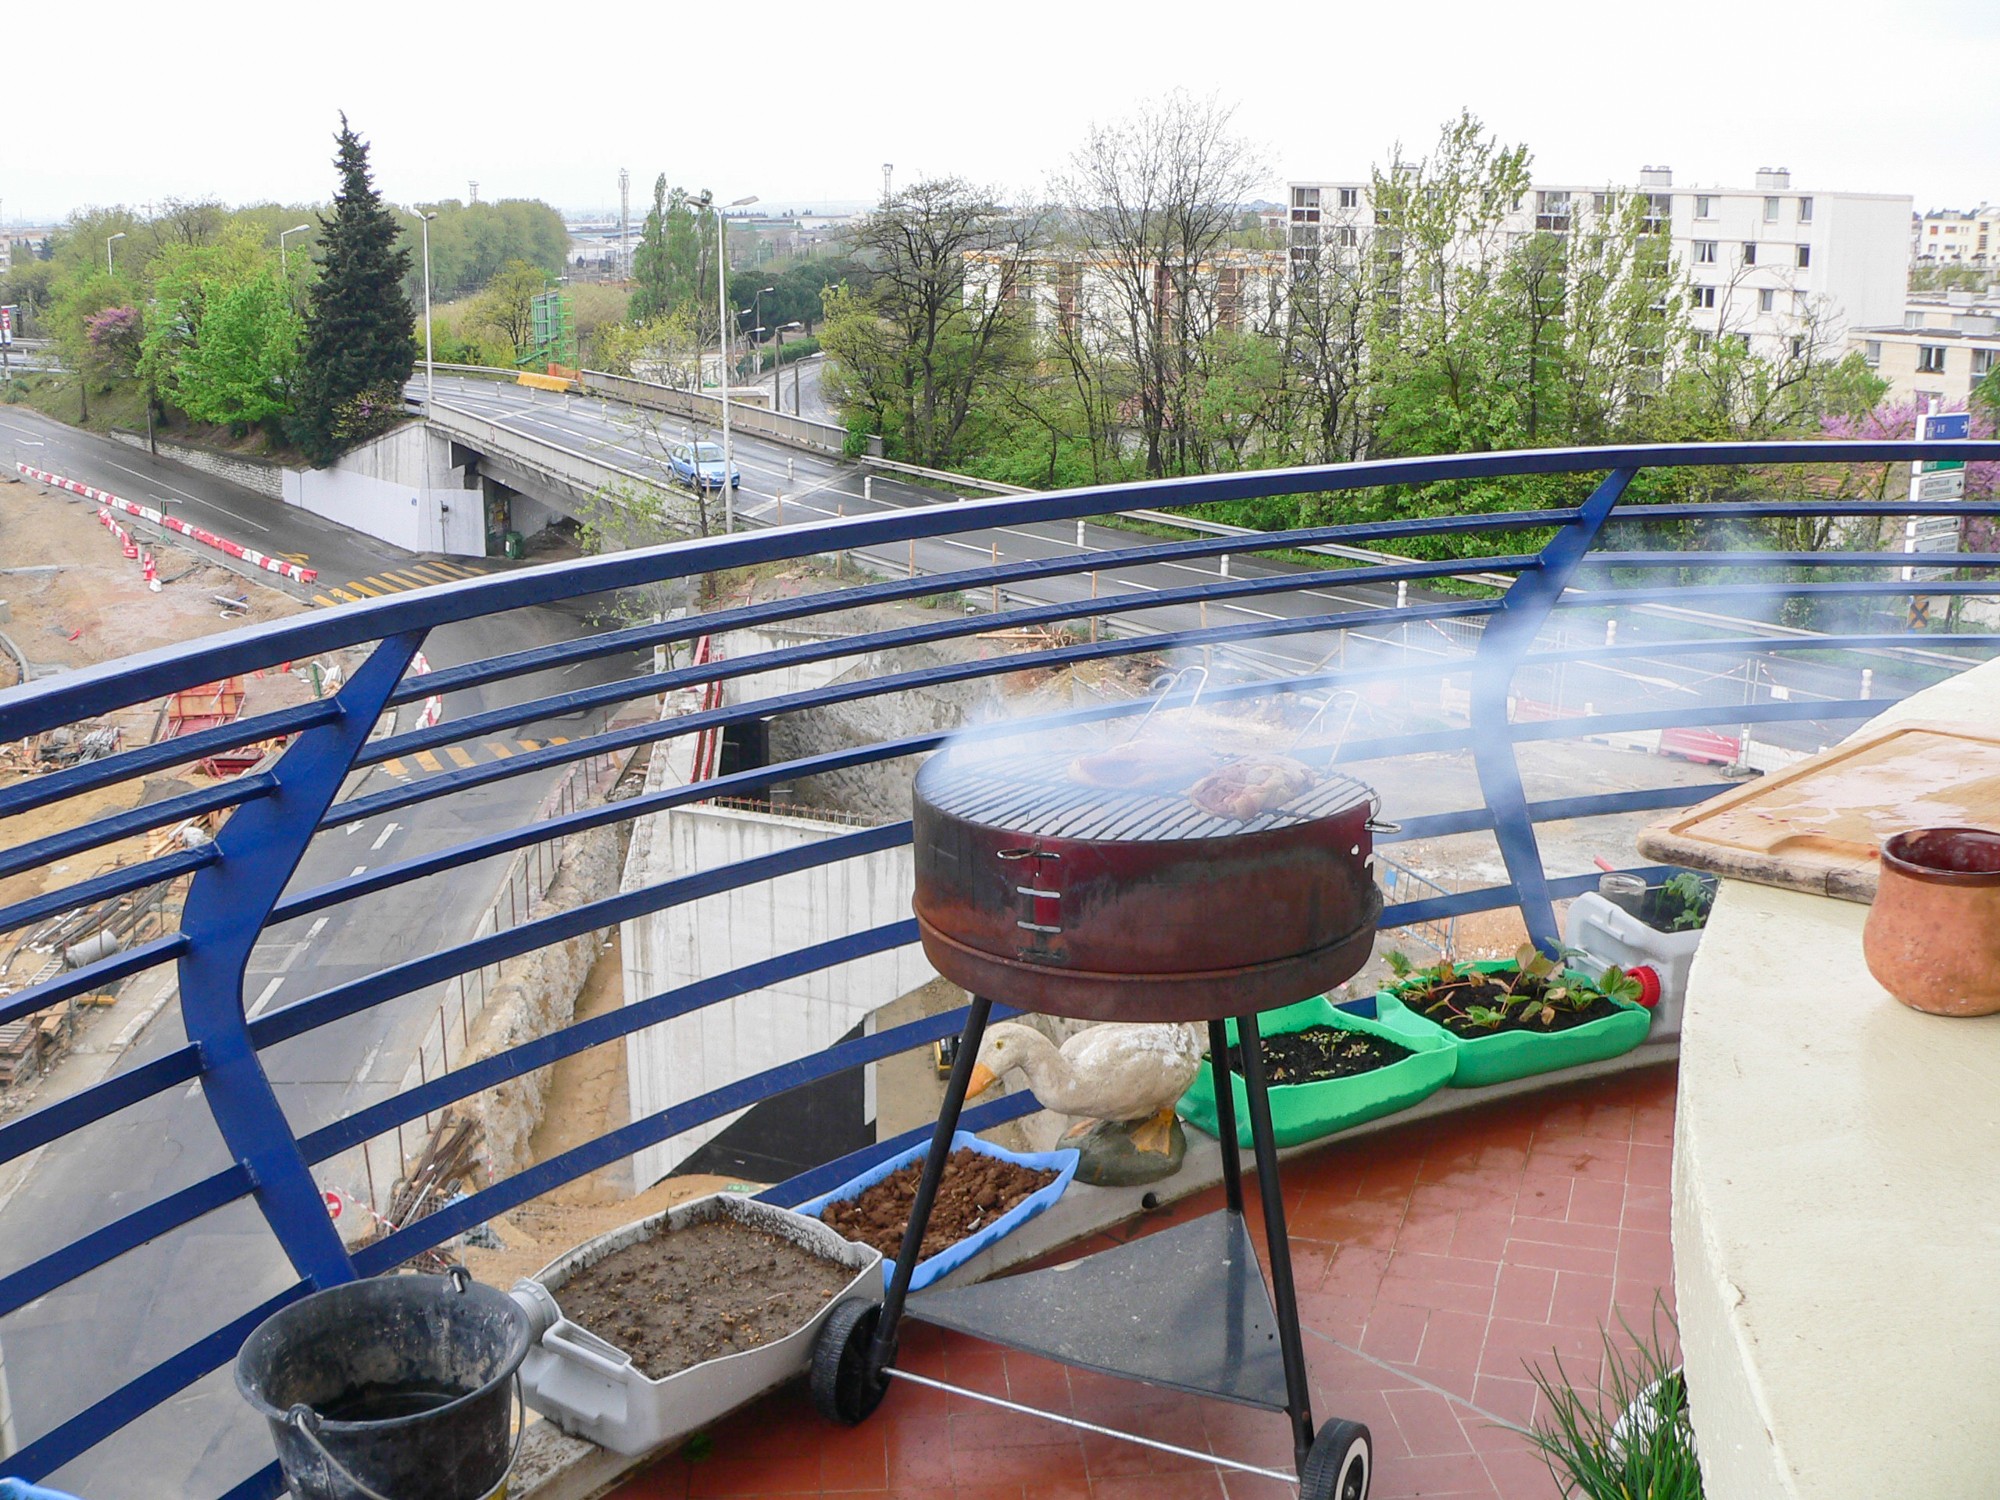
[235,1267,530,1500]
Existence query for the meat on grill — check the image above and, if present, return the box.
[1068,739,1219,794]
[1187,755,1317,822]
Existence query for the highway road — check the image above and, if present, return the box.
[0,407,644,1493]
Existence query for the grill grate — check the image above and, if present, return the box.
[917,746,1372,842]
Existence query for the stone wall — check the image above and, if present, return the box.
[108,429,285,499]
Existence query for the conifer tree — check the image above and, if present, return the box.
[292,114,415,463]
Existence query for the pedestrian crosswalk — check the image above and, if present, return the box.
[313,560,492,608]
[375,736,570,779]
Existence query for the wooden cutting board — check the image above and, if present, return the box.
[1636,719,2000,903]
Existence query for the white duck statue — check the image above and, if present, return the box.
[966,1020,1206,1155]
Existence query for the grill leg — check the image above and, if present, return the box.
[1207,1019,1245,1215]
[869,993,993,1377]
[1236,1009,1315,1476]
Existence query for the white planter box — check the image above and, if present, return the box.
[511,1192,880,1456]
[1565,891,1705,1037]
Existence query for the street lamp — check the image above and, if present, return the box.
[773,320,803,411]
[279,223,311,280]
[698,191,758,533]
[417,212,437,411]
[105,231,126,276]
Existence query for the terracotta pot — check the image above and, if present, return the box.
[1862,827,2000,1017]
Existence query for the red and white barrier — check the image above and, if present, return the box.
[408,651,444,730]
[18,464,318,585]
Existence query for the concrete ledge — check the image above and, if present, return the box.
[1675,655,2000,1499]
[516,1036,1678,1498]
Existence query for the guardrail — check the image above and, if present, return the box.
[1,438,1998,1494]
[579,369,854,455]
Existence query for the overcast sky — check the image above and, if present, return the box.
[7,0,1995,224]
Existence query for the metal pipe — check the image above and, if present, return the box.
[1207,1019,1244,1214]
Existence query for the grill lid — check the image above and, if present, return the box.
[914,743,1372,842]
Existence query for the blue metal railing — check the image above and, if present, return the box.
[1,438,1997,1493]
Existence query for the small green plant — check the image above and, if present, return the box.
[1658,872,1715,932]
[1390,945,1641,1035]
[1519,1302,1701,1499]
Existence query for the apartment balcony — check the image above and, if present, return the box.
[0,438,1995,1500]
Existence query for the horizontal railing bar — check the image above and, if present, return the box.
[326,598,1503,826]
[279,648,1495,923]
[301,922,926,1162]
[0,933,188,1027]
[0,1045,204,1170]
[0,701,336,826]
[0,845,214,941]
[1563,580,2000,607]
[759,1092,1045,1209]
[1510,698,1873,742]
[1374,783,1718,849]
[387,512,1569,706]
[0,1283,308,1483]
[256,824,913,1048]
[13,438,1992,736]
[365,552,1542,764]
[1574,551,2000,570]
[1382,868,1677,929]
[1519,633,2000,666]
[1603,499,2000,522]
[0,1164,253,1319]
[0,773,269,884]
[348,986,1011,1275]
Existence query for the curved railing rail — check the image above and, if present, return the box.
[1,438,1997,1494]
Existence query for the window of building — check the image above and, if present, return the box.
[1336,226,1358,248]
[1791,336,1806,359]
[1742,242,1757,265]
[1918,390,1944,407]
[1764,196,1781,222]
[1918,345,1948,373]
[1759,289,1775,313]
[1796,244,1811,268]
[1694,240,1718,263]
[1292,187,1320,209]
[1695,195,1714,218]
[1535,191,1571,232]
[1735,332,1753,352]
[1975,348,1997,377]
[1593,191,1614,214]
[1863,340,1882,366]
[1798,196,1814,223]
[1907,311,1926,329]
[1642,194,1671,233]
[1691,285,1717,310]
[1338,187,1358,209]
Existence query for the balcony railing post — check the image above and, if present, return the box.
[176,630,425,1291]
[1468,469,1636,952]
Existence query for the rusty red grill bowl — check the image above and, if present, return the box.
[911,742,1384,1021]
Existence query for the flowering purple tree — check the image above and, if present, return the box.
[83,305,144,379]
[1821,398,1999,550]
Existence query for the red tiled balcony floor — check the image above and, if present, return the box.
[612,1064,1678,1500]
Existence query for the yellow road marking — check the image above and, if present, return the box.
[381,570,434,590]
[518,739,542,751]
[343,579,385,598]
[548,736,569,746]
[414,750,443,773]
[407,564,456,582]
[313,594,336,607]
[327,589,359,603]
[431,562,479,579]
[379,757,406,776]
[445,747,476,769]
[485,742,513,759]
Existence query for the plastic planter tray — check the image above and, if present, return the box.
[796,1129,1079,1294]
[1178,995,1456,1148]
[510,1192,880,1456]
[1377,962,1653,1087]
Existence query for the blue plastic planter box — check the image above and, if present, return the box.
[797,1129,1079,1293]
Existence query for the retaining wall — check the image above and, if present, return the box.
[108,429,285,499]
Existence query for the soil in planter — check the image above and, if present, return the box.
[553,1217,854,1381]
[1220,1025,1416,1085]
[1406,973,1624,1039]
[819,1148,1056,1263]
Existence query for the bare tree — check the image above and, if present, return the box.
[1054,91,1265,478]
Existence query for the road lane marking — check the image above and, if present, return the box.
[104,462,273,531]
[414,751,443,772]
[445,747,476,769]
[247,978,285,1020]
[350,865,368,878]
[370,822,400,851]
[306,917,329,940]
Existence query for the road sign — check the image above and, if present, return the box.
[0,306,13,346]
[1918,470,1967,501]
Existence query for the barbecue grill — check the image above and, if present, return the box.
[809,723,1388,1500]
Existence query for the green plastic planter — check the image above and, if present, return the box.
[1178,996,1457,1149]
[1377,961,1653,1087]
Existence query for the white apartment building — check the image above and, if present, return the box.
[1286,166,1910,365]
[1849,286,2000,407]
[1914,205,2000,265]
[963,246,1289,351]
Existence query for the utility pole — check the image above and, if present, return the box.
[469,180,479,205]
[882,163,893,204]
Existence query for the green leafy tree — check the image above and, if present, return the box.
[292,115,416,464]
[629,178,716,330]
[471,259,551,361]
[142,232,302,427]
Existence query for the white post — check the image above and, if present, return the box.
[1395,579,1408,610]
[864,475,873,502]
[1077,519,1086,548]
[1605,618,1618,647]
[1220,554,1231,578]
[420,213,436,412]
[1861,667,1873,699]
